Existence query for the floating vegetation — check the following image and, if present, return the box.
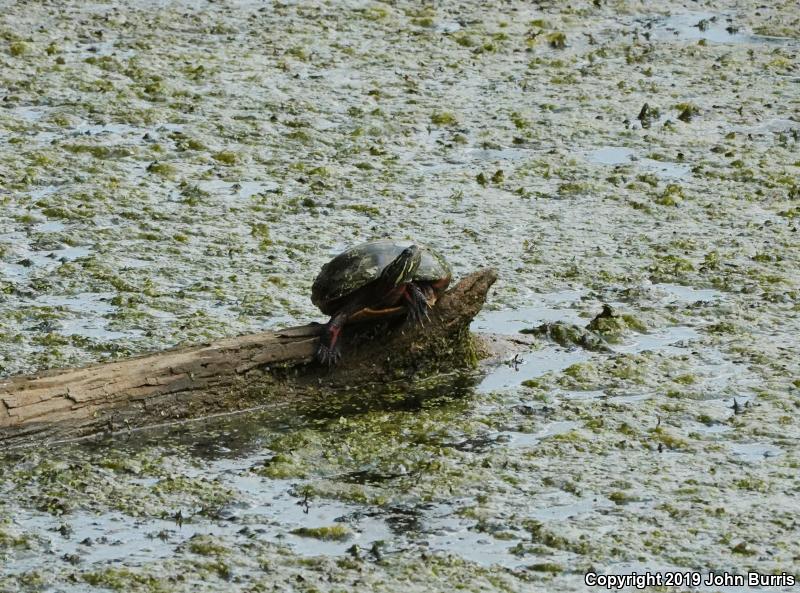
[546,32,567,49]
[675,102,700,122]
[430,112,458,126]
[655,183,685,206]
[290,526,352,542]
[1,1,798,591]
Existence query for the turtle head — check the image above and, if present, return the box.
[381,245,422,286]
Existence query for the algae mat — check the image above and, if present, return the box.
[1,0,799,591]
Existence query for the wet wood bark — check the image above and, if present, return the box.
[0,269,497,447]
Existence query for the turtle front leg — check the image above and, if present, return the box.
[317,313,346,366]
[404,283,431,325]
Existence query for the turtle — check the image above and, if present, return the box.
[311,240,452,365]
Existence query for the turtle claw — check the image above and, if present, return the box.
[406,300,429,326]
[316,343,341,367]
[406,283,431,326]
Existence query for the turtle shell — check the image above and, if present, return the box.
[312,240,451,313]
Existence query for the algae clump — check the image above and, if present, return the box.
[291,525,352,541]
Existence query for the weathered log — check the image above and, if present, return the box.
[0,269,497,447]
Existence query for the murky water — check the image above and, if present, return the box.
[198,180,280,200]
[647,12,794,45]
[3,285,790,590]
[587,147,691,179]
[1,0,799,591]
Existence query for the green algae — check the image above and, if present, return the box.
[585,305,646,343]
[675,102,700,123]
[522,321,610,352]
[430,112,458,126]
[255,453,309,479]
[187,535,231,557]
[83,567,172,593]
[0,527,30,549]
[1,1,800,591]
[62,144,134,159]
[608,490,639,505]
[528,562,564,573]
[146,161,177,178]
[212,150,239,165]
[291,525,352,542]
[655,183,685,206]
[545,32,567,49]
[650,427,691,451]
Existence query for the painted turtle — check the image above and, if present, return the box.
[311,240,452,365]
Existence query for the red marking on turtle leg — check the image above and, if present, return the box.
[328,324,342,349]
[317,313,347,365]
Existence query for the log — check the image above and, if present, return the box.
[0,269,497,447]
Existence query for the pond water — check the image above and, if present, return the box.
[1,0,798,591]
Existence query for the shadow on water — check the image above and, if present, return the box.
[82,370,481,463]
[1,372,486,575]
